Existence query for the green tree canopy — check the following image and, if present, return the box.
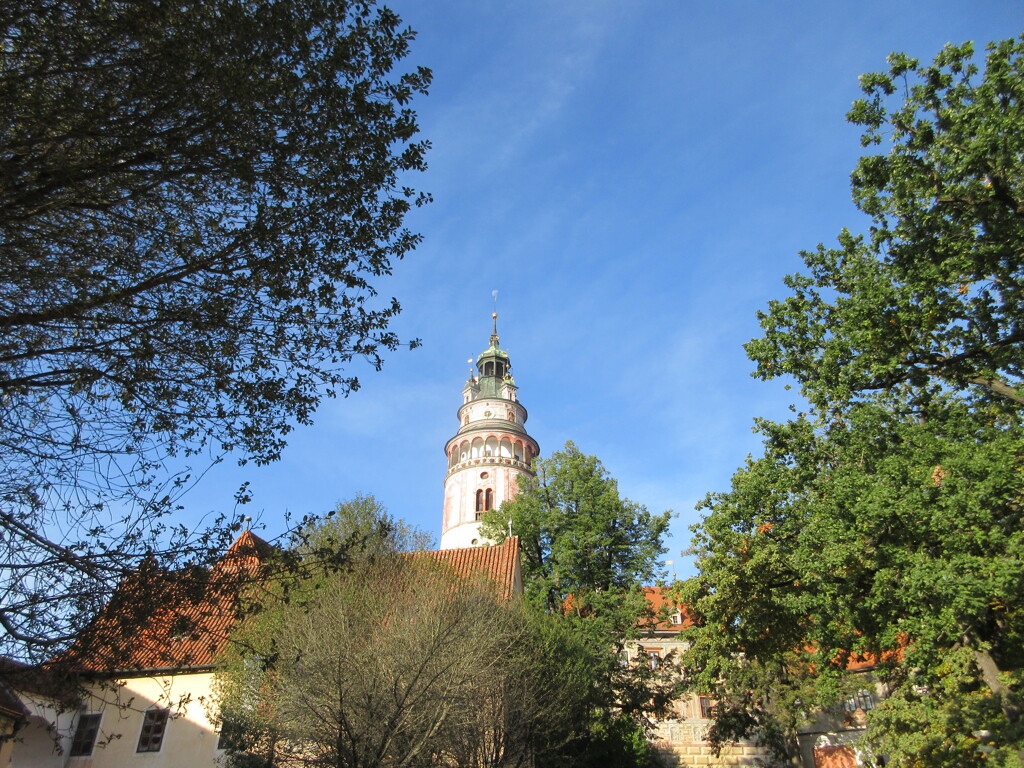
[293,494,436,564]
[481,442,678,767]
[682,38,1024,768]
[747,39,1023,414]
[0,0,429,662]
[483,441,672,632]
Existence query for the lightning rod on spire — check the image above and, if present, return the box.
[489,290,501,348]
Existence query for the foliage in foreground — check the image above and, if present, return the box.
[681,38,1024,767]
[482,442,678,767]
[0,0,429,663]
[216,502,590,768]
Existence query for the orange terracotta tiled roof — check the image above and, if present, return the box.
[643,587,694,631]
[407,537,522,600]
[66,531,272,673]
[639,588,901,671]
[832,642,904,671]
[66,533,522,674]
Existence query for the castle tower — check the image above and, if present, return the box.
[440,314,539,549]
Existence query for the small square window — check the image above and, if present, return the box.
[647,651,661,671]
[136,709,169,753]
[69,712,102,757]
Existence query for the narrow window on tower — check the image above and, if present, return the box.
[475,489,484,513]
[485,488,494,511]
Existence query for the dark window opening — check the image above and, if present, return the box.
[136,709,169,753]
[70,713,102,757]
[485,488,493,510]
[475,489,484,512]
[218,719,246,751]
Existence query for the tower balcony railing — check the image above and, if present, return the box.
[446,455,532,476]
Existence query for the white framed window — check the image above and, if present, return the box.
[699,695,715,719]
[843,689,875,712]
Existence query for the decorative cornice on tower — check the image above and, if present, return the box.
[440,315,539,550]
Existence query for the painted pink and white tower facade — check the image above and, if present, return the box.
[440,315,539,550]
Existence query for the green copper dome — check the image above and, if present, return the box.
[476,344,509,363]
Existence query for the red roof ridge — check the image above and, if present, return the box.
[216,530,274,574]
[224,529,273,558]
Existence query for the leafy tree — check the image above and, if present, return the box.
[0,0,430,663]
[481,441,677,767]
[217,509,588,768]
[483,441,672,632]
[295,493,436,562]
[682,39,1024,767]
[747,39,1023,413]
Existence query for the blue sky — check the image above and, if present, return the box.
[183,1,1023,579]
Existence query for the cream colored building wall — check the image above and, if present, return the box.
[0,712,16,767]
[634,634,881,768]
[0,727,11,768]
[28,671,226,768]
[624,637,766,768]
[6,693,76,768]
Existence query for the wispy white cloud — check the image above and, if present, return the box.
[177,0,1020,565]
